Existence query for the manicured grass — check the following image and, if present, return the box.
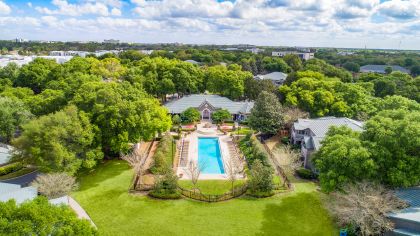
[178,179,246,195]
[72,160,337,236]
[0,167,37,180]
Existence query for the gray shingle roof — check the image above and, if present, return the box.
[164,94,254,114]
[360,65,410,74]
[255,72,287,82]
[294,117,364,150]
[388,186,420,223]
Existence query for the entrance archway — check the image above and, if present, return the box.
[202,108,211,120]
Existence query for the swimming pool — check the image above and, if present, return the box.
[198,137,225,174]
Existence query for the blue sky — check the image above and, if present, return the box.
[1,0,420,49]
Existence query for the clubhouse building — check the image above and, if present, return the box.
[164,94,254,121]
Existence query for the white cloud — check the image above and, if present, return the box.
[377,0,419,20]
[27,2,33,8]
[0,1,11,15]
[35,0,122,16]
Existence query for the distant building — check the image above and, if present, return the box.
[246,48,264,54]
[272,51,314,60]
[14,38,27,43]
[104,39,120,44]
[255,72,287,86]
[140,50,154,55]
[49,51,89,57]
[291,117,364,170]
[360,65,410,74]
[184,59,201,65]
[164,94,254,121]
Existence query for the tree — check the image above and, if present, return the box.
[185,160,205,191]
[283,54,302,71]
[325,182,407,236]
[385,66,393,74]
[304,59,352,82]
[120,145,148,190]
[181,107,201,124]
[262,57,291,73]
[14,58,59,93]
[373,78,396,98]
[342,62,360,73]
[150,168,180,199]
[13,105,103,175]
[0,97,32,142]
[172,114,181,126]
[205,65,252,99]
[91,58,127,80]
[31,173,78,199]
[361,109,420,187]
[72,82,171,155]
[282,107,309,129]
[248,159,274,196]
[410,65,420,77]
[225,156,244,192]
[211,109,232,124]
[27,89,66,116]
[275,145,302,174]
[244,76,277,100]
[248,91,284,135]
[0,197,97,235]
[314,126,376,192]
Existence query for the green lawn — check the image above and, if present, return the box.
[178,179,246,195]
[72,160,337,236]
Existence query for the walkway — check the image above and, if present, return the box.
[68,196,96,228]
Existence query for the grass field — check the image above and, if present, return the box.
[178,179,247,195]
[72,160,337,236]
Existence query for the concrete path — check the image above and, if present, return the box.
[68,196,96,228]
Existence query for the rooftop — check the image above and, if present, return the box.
[294,117,364,150]
[164,94,254,114]
[255,72,287,82]
[360,65,410,74]
[389,186,420,223]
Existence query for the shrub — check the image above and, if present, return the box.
[281,136,289,144]
[181,108,200,124]
[149,169,181,199]
[31,173,78,199]
[238,134,270,168]
[248,159,274,197]
[150,134,174,174]
[0,162,24,176]
[296,168,316,179]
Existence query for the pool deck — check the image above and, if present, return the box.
[177,123,244,180]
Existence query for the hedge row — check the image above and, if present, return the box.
[0,162,24,176]
[239,134,271,168]
[150,134,174,174]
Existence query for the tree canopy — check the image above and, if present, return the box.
[248,91,284,135]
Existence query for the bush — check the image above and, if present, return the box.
[296,168,316,179]
[224,120,235,124]
[239,134,270,168]
[0,162,24,176]
[248,159,274,197]
[149,169,181,199]
[239,120,248,125]
[31,173,78,199]
[150,134,174,174]
[281,136,289,144]
[181,128,196,132]
[247,190,275,198]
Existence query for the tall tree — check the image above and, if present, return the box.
[361,109,420,187]
[0,97,32,142]
[248,91,284,135]
[72,82,171,155]
[315,126,376,192]
[14,58,59,93]
[13,105,103,175]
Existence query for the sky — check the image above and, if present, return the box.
[1,0,420,49]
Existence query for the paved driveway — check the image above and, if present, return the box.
[0,170,39,187]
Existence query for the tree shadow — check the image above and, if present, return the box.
[75,160,131,191]
[257,193,336,236]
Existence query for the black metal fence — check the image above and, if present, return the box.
[177,184,248,202]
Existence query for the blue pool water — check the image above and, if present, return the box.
[198,137,225,174]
